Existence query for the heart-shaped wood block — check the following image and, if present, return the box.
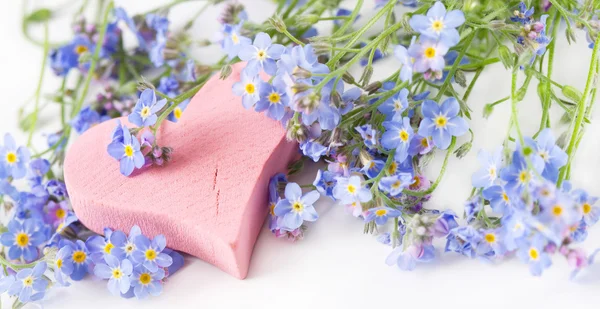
[64,63,298,279]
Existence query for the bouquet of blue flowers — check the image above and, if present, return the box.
[1,0,600,307]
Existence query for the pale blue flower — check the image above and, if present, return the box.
[107,123,145,176]
[381,117,414,162]
[130,266,165,299]
[471,147,502,188]
[417,98,469,150]
[364,206,401,225]
[232,70,261,109]
[332,175,372,204]
[386,244,435,271]
[274,182,319,231]
[94,255,133,296]
[132,234,173,272]
[256,76,289,120]
[128,89,168,127]
[6,262,48,302]
[378,88,409,121]
[516,234,552,276]
[409,1,465,46]
[408,38,449,73]
[238,32,285,75]
[378,173,413,197]
[1,133,30,179]
[525,128,567,182]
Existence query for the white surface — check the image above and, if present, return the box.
[1,1,600,308]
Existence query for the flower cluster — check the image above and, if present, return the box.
[10,0,600,306]
[226,0,600,279]
[0,130,183,305]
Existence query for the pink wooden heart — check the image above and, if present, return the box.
[63,63,298,279]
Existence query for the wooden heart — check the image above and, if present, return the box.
[64,63,298,279]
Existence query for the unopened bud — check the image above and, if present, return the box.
[483,104,494,119]
[295,14,319,28]
[562,85,583,103]
[342,72,355,84]
[268,15,286,33]
[330,91,342,108]
[292,67,312,80]
[498,45,514,69]
[291,83,310,94]
[137,77,155,91]
[489,20,506,29]
[360,66,373,87]
[365,81,382,94]
[286,119,309,143]
[311,41,331,55]
[454,70,467,88]
[454,142,472,159]
[220,64,233,80]
[565,27,577,44]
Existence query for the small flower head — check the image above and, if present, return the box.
[381,117,414,163]
[256,77,289,120]
[131,265,165,299]
[471,147,503,188]
[6,262,48,303]
[0,219,45,261]
[1,133,31,179]
[378,88,409,122]
[409,1,465,46]
[408,38,449,74]
[364,206,401,225]
[516,234,552,276]
[94,255,133,296]
[378,173,413,197]
[232,70,261,109]
[417,98,469,150]
[332,175,372,204]
[132,234,173,272]
[238,32,285,76]
[274,182,320,231]
[107,122,145,176]
[128,89,168,127]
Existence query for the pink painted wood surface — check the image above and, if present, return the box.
[64,63,298,279]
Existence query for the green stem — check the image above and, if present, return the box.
[282,28,304,46]
[402,137,457,197]
[510,66,524,146]
[151,80,207,135]
[27,21,49,147]
[435,31,476,101]
[327,0,392,67]
[557,33,600,186]
[70,1,114,118]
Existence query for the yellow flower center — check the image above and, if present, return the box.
[420,138,429,148]
[375,209,388,216]
[56,258,63,269]
[347,184,356,194]
[399,130,409,142]
[145,249,157,261]
[369,161,376,169]
[257,50,267,60]
[489,167,496,177]
[424,47,436,59]
[539,151,549,162]
[75,45,88,54]
[387,162,398,175]
[73,251,87,264]
[16,233,29,248]
[268,92,281,104]
[394,101,402,111]
[409,176,420,190]
[434,115,447,128]
[23,276,33,287]
[391,181,402,189]
[125,243,135,254]
[552,205,563,217]
[583,203,592,214]
[529,248,539,260]
[112,268,123,279]
[5,152,17,164]
[104,242,114,254]
[432,20,444,31]
[502,192,510,202]
[245,83,256,94]
[518,171,530,183]
[292,201,304,212]
[124,145,134,158]
[231,33,240,44]
[484,233,496,243]
[139,273,152,285]
[140,106,151,118]
[269,202,276,216]
[55,208,66,219]
[174,107,183,119]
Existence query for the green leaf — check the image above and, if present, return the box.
[25,8,52,24]
[562,85,583,103]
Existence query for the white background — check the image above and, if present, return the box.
[1,0,600,308]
